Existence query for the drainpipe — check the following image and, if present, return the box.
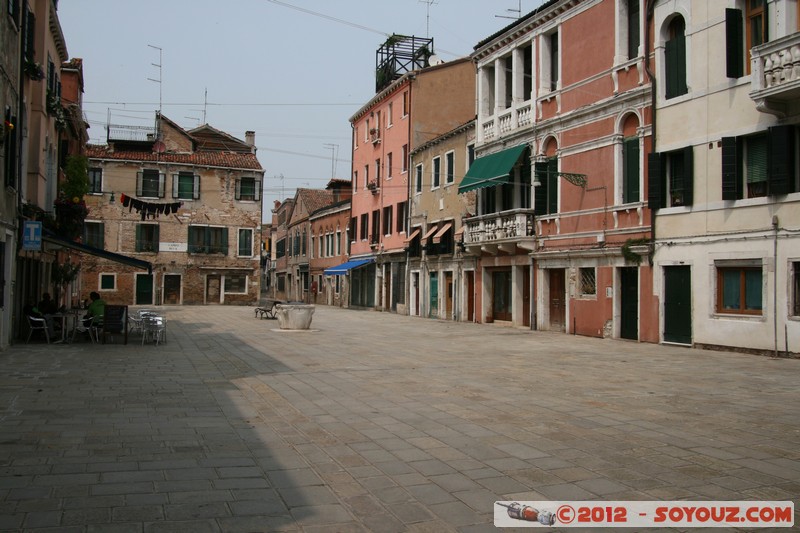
[645,0,657,251]
[773,215,779,357]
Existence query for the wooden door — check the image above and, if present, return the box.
[445,272,453,320]
[492,270,512,321]
[429,272,438,318]
[664,265,692,344]
[466,271,475,322]
[620,267,638,340]
[135,274,153,305]
[206,275,221,305]
[549,269,565,331]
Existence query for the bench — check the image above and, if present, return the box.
[254,298,284,319]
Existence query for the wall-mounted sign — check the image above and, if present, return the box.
[159,242,188,252]
[22,221,42,251]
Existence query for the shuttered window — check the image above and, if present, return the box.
[726,9,744,78]
[137,169,165,198]
[135,224,159,252]
[623,137,640,203]
[665,16,688,99]
[173,172,200,200]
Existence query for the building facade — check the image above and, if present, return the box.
[407,121,477,320]
[84,114,263,306]
[310,180,352,307]
[651,0,800,355]
[464,0,658,341]
[349,42,476,312]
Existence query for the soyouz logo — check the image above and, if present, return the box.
[494,501,794,528]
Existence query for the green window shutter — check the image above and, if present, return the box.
[98,222,105,250]
[534,162,548,216]
[153,224,160,251]
[135,225,142,252]
[623,138,640,203]
[665,34,687,99]
[721,136,741,200]
[221,228,228,255]
[726,9,743,78]
[768,125,794,195]
[547,158,558,214]
[647,152,663,209]
[675,34,687,96]
[682,145,694,206]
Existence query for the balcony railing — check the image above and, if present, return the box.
[463,208,536,252]
[479,102,534,143]
[750,32,800,116]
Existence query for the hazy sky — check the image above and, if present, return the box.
[58,1,545,217]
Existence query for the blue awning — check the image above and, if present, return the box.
[324,258,374,276]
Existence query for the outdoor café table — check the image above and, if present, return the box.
[51,309,80,344]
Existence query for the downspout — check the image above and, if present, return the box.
[645,0,657,251]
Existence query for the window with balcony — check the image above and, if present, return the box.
[135,224,159,252]
[188,225,228,254]
[445,151,455,185]
[432,156,441,189]
[480,63,496,116]
[541,30,559,92]
[137,169,165,198]
[84,222,104,249]
[622,137,640,204]
[665,15,688,99]
[503,54,513,109]
[647,147,693,209]
[722,127,797,200]
[173,171,200,200]
[88,167,102,194]
[716,263,762,316]
[522,43,533,101]
[238,228,253,257]
[235,176,261,201]
[618,0,641,61]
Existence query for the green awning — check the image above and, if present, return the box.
[458,144,527,194]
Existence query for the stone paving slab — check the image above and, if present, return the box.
[0,304,798,531]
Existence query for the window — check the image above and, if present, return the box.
[364,165,369,188]
[716,265,762,315]
[522,43,533,101]
[238,228,253,257]
[579,268,597,296]
[88,167,102,194]
[445,151,455,185]
[224,274,247,294]
[173,172,200,200]
[353,170,358,191]
[721,127,796,200]
[468,144,475,167]
[647,147,693,209]
[335,230,341,255]
[396,202,406,233]
[276,238,286,258]
[388,102,393,127]
[549,31,559,91]
[188,226,228,254]
[137,169,165,198]
[84,222,104,249]
[360,213,368,240]
[432,156,441,189]
[627,0,640,60]
[415,164,423,194]
[301,229,307,256]
[383,205,393,236]
[793,262,800,316]
[375,158,381,186]
[135,224,159,252]
[371,209,380,244]
[8,0,20,28]
[402,144,409,173]
[402,91,409,116]
[726,8,744,78]
[99,273,115,291]
[622,137,640,203]
[534,157,559,216]
[235,176,261,201]
[665,16,688,99]
[746,1,766,61]
[387,152,393,179]
[503,55,513,109]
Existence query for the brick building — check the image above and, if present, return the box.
[82,113,263,306]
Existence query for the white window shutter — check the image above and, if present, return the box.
[193,175,201,199]
[158,173,166,198]
[136,171,143,196]
[254,179,262,201]
[235,178,241,200]
[172,174,179,198]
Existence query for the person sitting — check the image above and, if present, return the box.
[79,291,106,333]
[37,293,58,315]
[26,298,56,337]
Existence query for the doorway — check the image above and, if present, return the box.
[664,265,692,344]
[429,272,439,318]
[492,269,512,321]
[135,274,154,306]
[163,274,181,305]
[549,269,565,331]
[206,275,221,304]
[465,270,475,322]
[444,271,453,320]
[620,267,638,340]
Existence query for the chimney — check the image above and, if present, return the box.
[245,131,256,153]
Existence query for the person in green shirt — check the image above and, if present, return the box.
[84,291,106,327]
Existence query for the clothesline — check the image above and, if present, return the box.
[119,193,183,220]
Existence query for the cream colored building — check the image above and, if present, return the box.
[651,0,800,354]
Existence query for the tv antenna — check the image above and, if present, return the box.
[419,0,438,38]
[323,143,339,180]
[495,0,522,20]
[147,44,163,113]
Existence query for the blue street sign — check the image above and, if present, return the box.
[22,221,42,251]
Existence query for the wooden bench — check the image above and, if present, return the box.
[254,299,283,319]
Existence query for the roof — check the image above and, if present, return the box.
[297,188,334,214]
[473,0,561,51]
[188,124,253,153]
[86,144,263,171]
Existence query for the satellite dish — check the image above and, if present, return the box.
[153,140,166,153]
[428,54,444,66]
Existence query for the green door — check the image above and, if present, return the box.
[664,265,692,344]
[135,274,154,305]
[429,272,438,318]
[620,267,638,340]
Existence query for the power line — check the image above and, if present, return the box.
[83,101,362,107]
[262,0,389,37]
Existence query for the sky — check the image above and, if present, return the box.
[58,1,546,220]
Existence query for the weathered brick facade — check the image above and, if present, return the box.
[82,114,263,307]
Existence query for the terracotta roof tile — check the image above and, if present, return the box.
[297,188,334,214]
[86,144,263,171]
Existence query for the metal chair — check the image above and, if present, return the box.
[74,315,97,343]
[26,316,50,344]
[141,315,167,345]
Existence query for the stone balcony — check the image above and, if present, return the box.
[463,208,536,255]
[480,103,533,143]
[750,32,800,117]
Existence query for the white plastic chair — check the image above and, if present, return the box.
[26,316,50,344]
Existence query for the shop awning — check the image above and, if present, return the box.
[421,225,439,243]
[323,258,374,276]
[403,227,421,243]
[432,222,453,244]
[458,144,527,194]
[43,233,153,273]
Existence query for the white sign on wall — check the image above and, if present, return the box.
[160,242,188,252]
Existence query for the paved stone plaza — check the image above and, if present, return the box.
[0,305,798,532]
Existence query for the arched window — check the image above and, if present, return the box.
[665,16,688,99]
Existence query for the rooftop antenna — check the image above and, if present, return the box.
[203,87,208,123]
[147,44,163,112]
[495,0,522,20]
[323,143,339,180]
[419,0,438,38]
